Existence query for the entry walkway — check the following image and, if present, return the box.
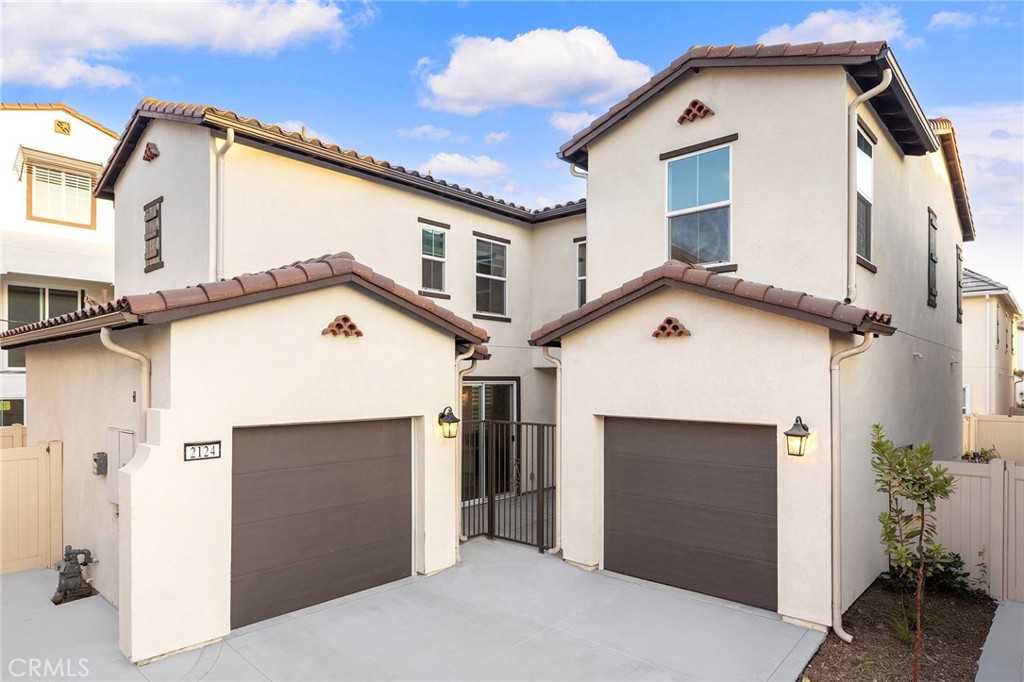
[977,600,1024,682]
[2,539,823,681]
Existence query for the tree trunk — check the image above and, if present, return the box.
[914,507,926,682]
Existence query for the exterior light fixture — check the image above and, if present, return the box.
[785,417,810,456]
[438,406,460,439]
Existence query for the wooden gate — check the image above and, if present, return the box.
[1,437,62,574]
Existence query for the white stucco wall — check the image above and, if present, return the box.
[118,284,465,662]
[963,294,1018,415]
[556,287,834,626]
[112,119,215,296]
[24,325,170,604]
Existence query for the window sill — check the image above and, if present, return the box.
[473,313,511,323]
[418,290,450,300]
[144,262,165,273]
[704,262,738,274]
[857,256,877,274]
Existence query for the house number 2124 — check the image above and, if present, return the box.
[184,442,221,461]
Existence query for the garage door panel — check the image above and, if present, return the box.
[233,419,410,475]
[605,530,777,612]
[233,495,412,575]
[231,535,410,629]
[606,418,775,469]
[605,454,775,516]
[605,494,777,563]
[233,455,411,526]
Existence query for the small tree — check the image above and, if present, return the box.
[870,424,956,682]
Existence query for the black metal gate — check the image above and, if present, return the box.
[461,420,556,552]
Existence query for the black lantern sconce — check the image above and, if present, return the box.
[438,406,460,439]
[785,417,810,457]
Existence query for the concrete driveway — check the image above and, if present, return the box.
[2,539,823,681]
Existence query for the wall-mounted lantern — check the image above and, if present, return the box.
[785,417,810,457]
[438,406,460,439]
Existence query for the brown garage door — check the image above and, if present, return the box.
[231,419,412,628]
[604,417,777,611]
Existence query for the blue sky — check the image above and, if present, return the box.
[2,1,1021,295]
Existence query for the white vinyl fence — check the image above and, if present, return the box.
[936,459,1023,601]
[963,415,1024,464]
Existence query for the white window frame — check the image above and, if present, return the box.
[962,385,971,415]
[2,283,82,371]
[475,238,508,317]
[856,129,874,262]
[421,227,446,293]
[665,142,733,266]
[576,240,587,308]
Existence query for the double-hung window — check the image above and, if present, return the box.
[667,145,731,265]
[421,227,446,292]
[476,238,507,316]
[576,240,587,307]
[29,165,94,228]
[4,285,81,369]
[856,132,874,261]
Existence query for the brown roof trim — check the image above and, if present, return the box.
[529,260,896,347]
[559,40,938,168]
[1,103,120,139]
[94,98,586,223]
[928,118,976,242]
[1,252,489,351]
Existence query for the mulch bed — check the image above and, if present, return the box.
[802,578,997,682]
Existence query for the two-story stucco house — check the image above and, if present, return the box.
[0,40,977,663]
[0,104,118,425]
[961,269,1021,415]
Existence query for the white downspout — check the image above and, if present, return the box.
[568,164,588,180]
[455,345,477,556]
[985,295,992,414]
[846,69,892,304]
[215,128,235,281]
[830,331,875,643]
[542,346,562,553]
[100,327,151,442]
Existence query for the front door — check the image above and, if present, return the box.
[461,381,516,503]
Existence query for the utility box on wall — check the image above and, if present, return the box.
[105,428,135,504]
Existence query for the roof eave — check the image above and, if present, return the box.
[0,312,139,350]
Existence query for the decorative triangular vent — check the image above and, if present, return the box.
[677,99,714,124]
[652,317,691,338]
[322,315,363,337]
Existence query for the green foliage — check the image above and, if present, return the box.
[962,446,999,463]
[880,552,987,598]
[885,598,942,647]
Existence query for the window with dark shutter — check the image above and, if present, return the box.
[956,244,963,323]
[927,209,938,308]
[144,197,163,272]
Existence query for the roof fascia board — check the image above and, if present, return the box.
[0,312,139,349]
[875,50,939,153]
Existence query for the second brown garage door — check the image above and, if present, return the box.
[604,417,777,611]
[231,418,412,628]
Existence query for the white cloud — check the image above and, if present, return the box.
[420,27,651,115]
[928,11,978,30]
[939,102,1024,299]
[398,124,452,141]
[484,131,510,146]
[274,120,338,146]
[2,0,361,88]
[418,153,509,179]
[549,111,597,135]
[759,5,921,49]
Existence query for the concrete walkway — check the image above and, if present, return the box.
[2,539,823,681]
[977,600,1024,682]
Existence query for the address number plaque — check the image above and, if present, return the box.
[184,441,221,461]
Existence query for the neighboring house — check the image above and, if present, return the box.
[0,104,118,426]
[0,40,978,662]
[961,268,1022,415]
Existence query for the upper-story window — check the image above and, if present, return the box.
[475,236,507,317]
[576,240,587,308]
[856,132,874,261]
[667,145,730,265]
[28,165,94,229]
[4,284,81,369]
[144,197,163,272]
[927,209,938,308]
[421,227,446,293]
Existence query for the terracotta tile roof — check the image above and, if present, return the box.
[0,102,120,139]
[928,118,975,242]
[1,252,489,351]
[94,98,585,223]
[529,260,896,346]
[559,40,938,167]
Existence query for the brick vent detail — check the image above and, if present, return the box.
[322,315,363,337]
[143,142,160,161]
[677,99,714,124]
[653,317,691,338]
